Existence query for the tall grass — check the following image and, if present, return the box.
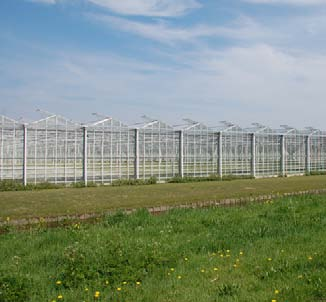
[0,195,325,301]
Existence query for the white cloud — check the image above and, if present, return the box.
[27,0,56,4]
[87,0,201,17]
[1,45,326,128]
[244,0,326,5]
[88,14,275,44]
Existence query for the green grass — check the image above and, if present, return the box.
[0,194,325,301]
[1,175,326,220]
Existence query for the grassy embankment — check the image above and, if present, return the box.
[0,194,325,301]
[1,175,326,220]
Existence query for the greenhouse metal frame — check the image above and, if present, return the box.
[0,113,325,185]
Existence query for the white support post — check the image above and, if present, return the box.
[179,130,184,177]
[134,128,139,179]
[218,132,223,178]
[251,133,256,178]
[83,126,88,185]
[305,135,311,175]
[280,135,285,176]
[23,124,28,186]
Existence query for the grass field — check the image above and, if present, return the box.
[0,194,325,301]
[1,175,326,220]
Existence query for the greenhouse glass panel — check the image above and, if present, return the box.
[87,118,135,183]
[138,120,179,181]
[183,122,218,177]
[0,116,24,182]
[26,115,84,184]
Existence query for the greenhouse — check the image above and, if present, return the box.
[0,113,325,185]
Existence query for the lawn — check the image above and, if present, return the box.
[1,175,326,220]
[0,194,325,301]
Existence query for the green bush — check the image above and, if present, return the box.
[168,174,253,183]
[0,274,29,302]
[111,177,157,186]
[0,180,62,192]
[70,181,97,188]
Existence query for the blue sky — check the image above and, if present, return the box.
[1,0,326,128]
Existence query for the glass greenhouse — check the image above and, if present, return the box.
[0,113,325,185]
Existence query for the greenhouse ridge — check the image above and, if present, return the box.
[0,113,325,185]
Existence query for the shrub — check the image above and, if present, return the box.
[111,177,157,186]
[0,274,29,302]
[168,174,253,183]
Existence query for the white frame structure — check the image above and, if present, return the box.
[0,114,325,185]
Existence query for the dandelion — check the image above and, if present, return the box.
[213,267,218,271]
[220,254,224,258]
[168,272,171,276]
[177,275,182,279]
[298,275,303,279]
[233,264,237,268]
[85,287,89,292]
[226,249,230,253]
[57,295,63,300]
[239,251,243,255]
[123,281,127,285]
[226,254,230,258]
[308,256,313,261]
[56,280,62,285]
[94,291,100,299]
[200,269,205,273]
[170,268,175,271]
[136,281,141,285]
[275,289,279,294]
[117,287,122,291]
[105,280,109,285]
[268,258,272,261]
[184,257,188,261]
[272,300,277,302]
[6,217,10,222]
[236,259,240,262]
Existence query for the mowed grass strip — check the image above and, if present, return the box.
[1,175,326,220]
[0,195,325,302]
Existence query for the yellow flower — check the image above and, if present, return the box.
[213,267,218,271]
[56,280,62,285]
[136,281,141,285]
[117,287,122,291]
[272,300,277,302]
[239,251,243,255]
[226,254,230,258]
[268,258,272,261]
[308,256,313,260]
[123,281,127,285]
[236,259,240,262]
[94,291,100,298]
[200,269,205,273]
[6,217,10,222]
[105,280,109,285]
[184,257,188,261]
[170,268,175,271]
[275,289,279,294]
[226,250,230,253]
[85,287,89,292]
[233,264,237,268]
[298,275,303,279]
[177,275,182,279]
[57,295,63,300]
[220,254,224,258]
